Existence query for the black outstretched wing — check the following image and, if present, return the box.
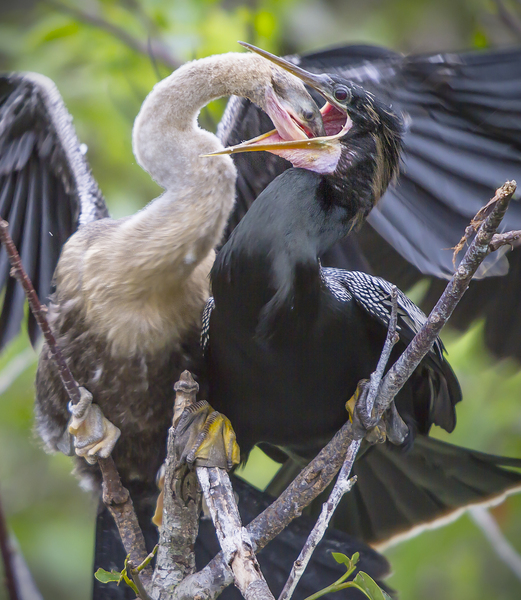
[218,45,521,358]
[266,437,521,550]
[0,73,108,349]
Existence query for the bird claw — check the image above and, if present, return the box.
[346,380,407,445]
[174,400,240,471]
[68,387,121,464]
[346,380,382,441]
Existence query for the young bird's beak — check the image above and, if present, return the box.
[239,42,348,112]
[202,43,351,160]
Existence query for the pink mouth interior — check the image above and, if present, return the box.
[321,103,347,136]
[252,102,347,146]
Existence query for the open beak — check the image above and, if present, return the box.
[203,114,351,156]
[202,43,351,159]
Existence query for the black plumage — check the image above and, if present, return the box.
[207,68,521,546]
[0,73,106,348]
[2,45,521,595]
[206,169,460,456]
[217,44,521,359]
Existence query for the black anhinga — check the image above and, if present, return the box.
[219,44,521,360]
[205,47,521,548]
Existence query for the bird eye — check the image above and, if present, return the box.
[334,86,350,102]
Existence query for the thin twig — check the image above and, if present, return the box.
[0,491,20,600]
[470,507,521,582]
[278,288,399,600]
[489,229,521,252]
[46,0,180,70]
[198,467,275,600]
[129,566,154,600]
[277,472,358,600]
[0,218,150,582]
[0,220,80,404]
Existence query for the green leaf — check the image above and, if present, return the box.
[94,568,122,584]
[331,552,351,566]
[353,572,392,600]
[331,551,359,568]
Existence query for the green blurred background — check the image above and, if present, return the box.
[0,0,520,598]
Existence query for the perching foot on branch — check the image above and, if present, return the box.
[152,372,240,529]
[175,400,240,471]
[68,387,121,464]
[346,381,385,444]
[346,380,407,446]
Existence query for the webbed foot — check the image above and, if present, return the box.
[175,400,240,471]
[68,387,121,464]
[152,371,240,528]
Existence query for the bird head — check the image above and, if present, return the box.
[255,60,326,142]
[209,43,404,216]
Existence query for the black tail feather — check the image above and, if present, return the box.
[312,436,521,548]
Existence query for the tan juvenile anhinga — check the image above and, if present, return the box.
[28,53,324,478]
[204,45,521,551]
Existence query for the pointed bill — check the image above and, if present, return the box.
[202,116,352,156]
[238,42,335,97]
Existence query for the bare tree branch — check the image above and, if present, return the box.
[152,369,273,600]
[278,288,399,600]
[175,418,359,600]
[0,220,80,404]
[0,218,150,583]
[2,178,517,600]
[46,0,180,70]
[198,468,275,600]
[151,372,202,599]
[374,180,517,419]
[96,458,151,584]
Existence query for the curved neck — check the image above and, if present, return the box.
[132,52,270,190]
[77,53,285,354]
